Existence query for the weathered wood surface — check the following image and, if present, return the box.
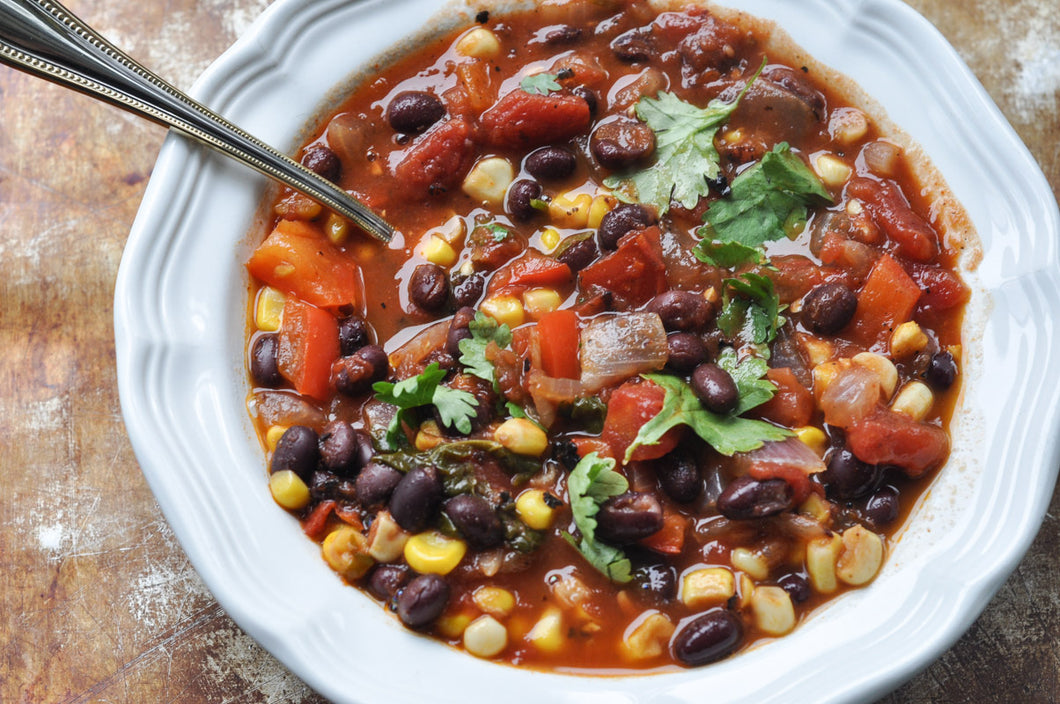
[0,1,1056,701]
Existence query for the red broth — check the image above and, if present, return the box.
[245,0,970,672]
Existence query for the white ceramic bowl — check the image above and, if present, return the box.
[115,0,1060,701]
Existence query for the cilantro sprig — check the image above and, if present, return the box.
[372,362,479,449]
[520,72,563,96]
[717,272,786,346]
[563,453,632,583]
[458,311,513,391]
[715,347,779,414]
[624,373,791,463]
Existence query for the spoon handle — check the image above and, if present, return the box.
[0,0,393,242]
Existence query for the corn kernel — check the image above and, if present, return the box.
[321,525,374,580]
[620,612,675,661]
[366,510,409,563]
[853,352,899,398]
[463,615,508,658]
[549,192,593,228]
[523,288,562,318]
[473,586,516,618]
[269,469,310,510]
[325,213,349,245]
[735,573,756,609]
[800,335,835,367]
[813,153,852,188]
[830,107,869,145]
[422,235,458,268]
[515,489,557,530]
[751,586,796,636]
[431,214,466,246]
[436,612,473,639]
[415,419,445,451]
[794,426,828,457]
[526,607,565,653]
[587,194,617,228]
[836,525,884,586]
[462,157,515,205]
[540,227,562,251]
[495,418,549,457]
[404,530,467,575]
[680,567,735,608]
[806,533,843,594]
[798,493,832,524]
[890,321,929,358]
[255,287,286,331]
[480,295,525,328]
[731,547,770,581]
[455,27,501,59]
[891,381,934,421]
[812,360,843,397]
[265,425,287,452]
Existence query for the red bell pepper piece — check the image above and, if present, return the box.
[850,253,922,348]
[277,297,341,402]
[247,219,360,308]
[536,309,581,379]
[578,227,667,307]
[601,378,683,463]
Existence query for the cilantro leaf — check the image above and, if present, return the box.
[624,374,791,463]
[701,142,833,247]
[563,452,632,583]
[715,347,777,414]
[520,72,562,96]
[372,362,479,449]
[717,272,786,346]
[604,60,764,214]
[693,239,766,268]
[458,311,513,390]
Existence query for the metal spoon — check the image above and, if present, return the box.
[0,0,394,243]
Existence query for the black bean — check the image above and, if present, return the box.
[571,85,598,116]
[300,145,341,183]
[367,563,409,602]
[355,461,403,508]
[821,447,879,500]
[634,563,678,603]
[319,421,370,476]
[525,147,577,181]
[802,282,857,335]
[270,425,320,481]
[591,118,655,171]
[610,28,652,62]
[396,573,450,629]
[778,573,811,604]
[452,273,485,308]
[597,203,654,251]
[716,475,795,520]
[671,609,743,667]
[444,494,504,549]
[666,333,708,374]
[926,350,958,390]
[654,451,702,504]
[648,290,713,332]
[334,344,390,396]
[506,179,543,222]
[543,24,582,45]
[691,363,739,414]
[863,485,900,527]
[338,314,371,356]
[596,492,664,544]
[388,465,444,532]
[555,234,598,272]
[309,470,357,503]
[386,91,445,134]
[445,306,477,357]
[250,333,282,387]
[409,263,450,311]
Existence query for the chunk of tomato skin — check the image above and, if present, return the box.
[601,379,684,463]
[487,253,572,295]
[638,510,688,555]
[302,500,336,541]
[277,298,341,402]
[752,367,814,429]
[578,228,668,308]
[480,90,592,150]
[909,263,970,314]
[845,408,949,478]
[247,221,360,308]
[393,118,476,197]
[537,309,581,380]
[847,176,939,262]
[571,437,615,460]
[849,253,922,348]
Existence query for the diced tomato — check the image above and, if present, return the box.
[393,118,477,196]
[752,367,813,428]
[571,437,614,460]
[510,325,534,360]
[601,378,684,462]
[303,500,336,541]
[246,219,360,308]
[578,228,668,307]
[277,298,341,402]
[488,252,572,296]
[849,253,922,347]
[847,176,939,262]
[638,510,688,554]
[909,263,970,314]
[480,90,592,150]
[537,309,581,380]
[846,407,950,477]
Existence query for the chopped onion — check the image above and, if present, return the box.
[527,370,584,428]
[326,112,368,164]
[388,319,450,376]
[253,390,326,430]
[579,313,668,392]
[736,438,826,477]
[861,140,903,178]
[820,363,881,427]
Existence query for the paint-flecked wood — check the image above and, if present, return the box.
[0,1,1055,701]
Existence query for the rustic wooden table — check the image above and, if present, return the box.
[1,1,1056,701]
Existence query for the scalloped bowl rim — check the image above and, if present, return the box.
[114,0,1060,702]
